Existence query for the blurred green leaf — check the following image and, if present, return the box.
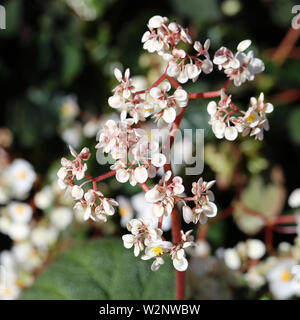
[21,238,175,300]
[288,107,300,144]
[170,0,221,26]
[233,172,286,235]
[61,45,83,85]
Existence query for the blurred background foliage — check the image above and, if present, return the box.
[0,0,300,299]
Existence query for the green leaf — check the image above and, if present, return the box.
[21,238,175,300]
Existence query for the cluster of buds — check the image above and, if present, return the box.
[57,146,90,189]
[73,189,118,222]
[97,119,166,185]
[213,40,264,86]
[182,178,217,224]
[142,15,192,54]
[149,82,188,125]
[208,91,274,141]
[145,171,185,218]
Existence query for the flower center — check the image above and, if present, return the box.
[3,287,12,296]
[17,170,26,180]
[246,113,256,124]
[153,247,164,256]
[119,207,130,217]
[280,269,292,282]
[16,205,25,215]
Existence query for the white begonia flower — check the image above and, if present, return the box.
[267,259,299,300]
[288,188,300,208]
[34,186,54,210]
[141,240,173,271]
[71,185,84,200]
[7,202,32,223]
[9,222,30,241]
[224,248,241,270]
[170,230,194,272]
[246,239,266,260]
[122,218,162,257]
[212,119,226,139]
[6,159,36,199]
[50,207,73,230]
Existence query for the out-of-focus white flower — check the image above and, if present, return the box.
[246,239,266,260]
[61,123,83,149]
[50,207,73,230]
[60,96,80,120]
[224,248,241,270]
[5,159,36,200]
[0,282,20,300]
[9,223,30,241]
[34,186,54,210]
[244,268,266,290]
[0,215,12,234]
[288,188,300,208]
[267,259,299,300]
[7,202,32,223]
[116,196,134,227]
[30,226,58,251]
[12,242,43,272]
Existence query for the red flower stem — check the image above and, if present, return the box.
[85,170,116,182]
[188,79,231,100]
[138,182,150,192]
[166,75,181,89]
[171,206,185,300]
[265,224,274,253]
[158,216,164,229]
[135,73,167,95]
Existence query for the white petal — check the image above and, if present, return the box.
[134,166,148,183]
[116,169,130,183]
[237,39,251,52]
[224,126,238,141]
[182,205,194,224]
[163,108,176,123]
[151,153,166,167]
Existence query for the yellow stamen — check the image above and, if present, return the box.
[153,247,164,256]
[3,287,12,296]
[280,270,292,282]
[16,205,25,215]
[246,113,256,124]
[119,208,130,217]
[61,103,71,115]
[17,171,26,180]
